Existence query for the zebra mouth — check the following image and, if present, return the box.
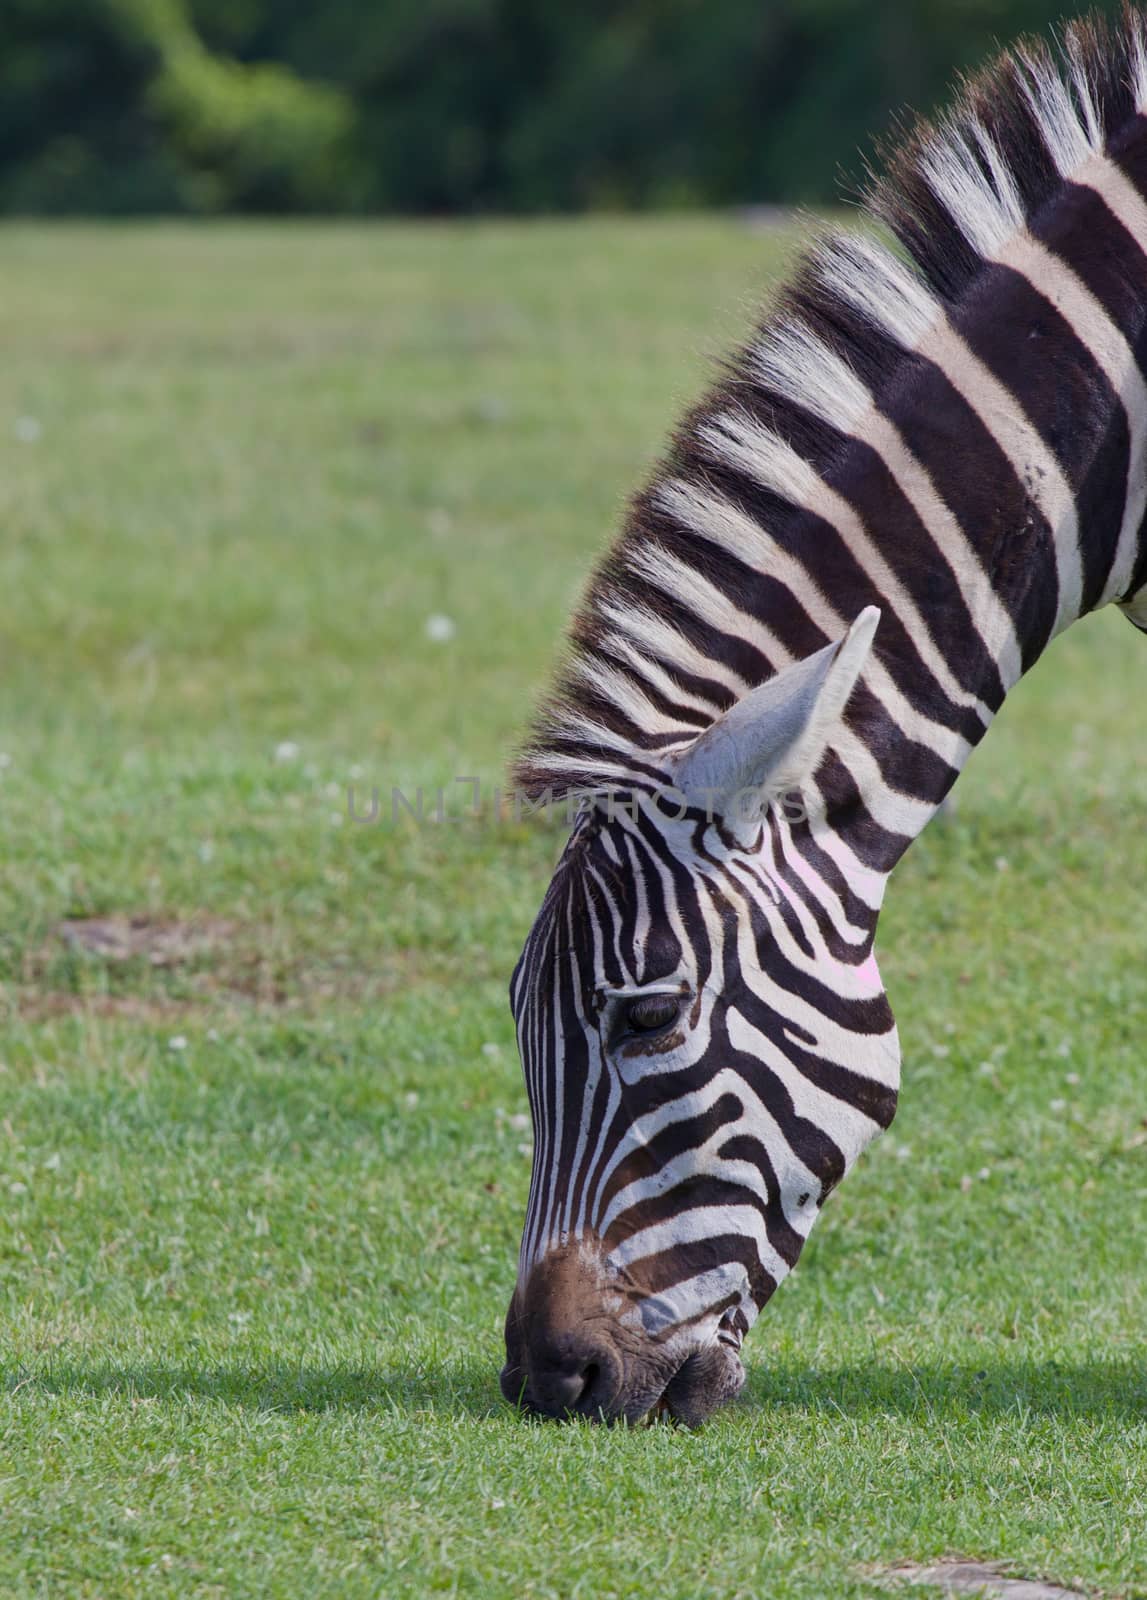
[501,1333,745,1426]
[651,1338,746,1426]
[716,1305,746,1351]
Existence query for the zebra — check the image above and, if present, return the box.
[499,10,1147,1425]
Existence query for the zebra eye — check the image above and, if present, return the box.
[625,993,682,1034]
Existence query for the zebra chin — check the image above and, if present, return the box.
[499,1240,748,1426]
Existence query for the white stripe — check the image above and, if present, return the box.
[910,316,1082,632]
[633,1265,755,1336]
[921,124,1025,256]
[1070,154,1147,604]
[861,408,1024,689]
[750,279,1025,689]
[608,1203,790,1285]
[597,595,749,699]
[598,630,723,720]
[657,477,978,766]
[695,416,998,724]
[823,239,1085,634]
[570,651,691,733]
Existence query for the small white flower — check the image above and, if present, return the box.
[490,1498,505,1510]
[167,1035,188,1052]
[895,1144,911,1160]
[403,1092,419,1110]
[274,740,300,763]
[425,613,456,643]
[1049,1098,1067,1113]
[508,1113,529,1133]
[9,1180,27,1195]
[978,1061,995,1076]
[329,811,344,827]
[349,762,365,780]
[960,1174,974,1193]
[206,1028,220,1043]
[1065,1072,1080,1086]
[517,1142,533,1158]
[978,1166,991,1181]
[481,1042,501,1058]
[43,1152,61,1171]
[0,752,11,770]
[931,1043,951,1058]
[995,856,1010,872]
[1056,1038,1072,1058]
[14,416,42,443]
[197,840,214,863]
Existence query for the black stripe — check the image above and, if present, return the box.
[605,1178,804,1271]
[1111,110,1147,207]
[952,260,1125,617]
[590,644,714,731]
[619,1233,776,1307]
[1034,178,1147,347]
[886,349,1060,670]
[596,1096,744,1218]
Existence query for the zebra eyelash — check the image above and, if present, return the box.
[595,983,691,1025]
[597,982,687,1001]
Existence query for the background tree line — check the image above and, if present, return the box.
[0,0,1120,214]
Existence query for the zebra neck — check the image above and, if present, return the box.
[779,140,1147,879]
[513,43,1147,853]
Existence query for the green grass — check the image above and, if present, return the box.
[0,218,1145,1599]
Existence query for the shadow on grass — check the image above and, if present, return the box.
[5,1356,1145,1424]
[3,1358,506,1419]
[746,1357,1147,1423]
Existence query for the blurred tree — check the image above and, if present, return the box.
[108,0,353,209]
[0,0,352,211]
[0,0,180,212]
[0,0,1125,214]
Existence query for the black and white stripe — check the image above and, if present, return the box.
[504,13,1147,1406]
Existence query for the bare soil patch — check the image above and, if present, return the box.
[4,914,432,1022]
[881,1560,1090,1599]
[56,915,235,966]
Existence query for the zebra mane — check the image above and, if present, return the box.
[513,7,1147,800]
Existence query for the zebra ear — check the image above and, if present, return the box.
[670,607,879,824]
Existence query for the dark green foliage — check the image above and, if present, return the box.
[0,1,1128,214]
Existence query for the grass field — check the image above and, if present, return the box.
[0,218,1145,1599]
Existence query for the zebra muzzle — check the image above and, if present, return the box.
[500,1243,746,1425]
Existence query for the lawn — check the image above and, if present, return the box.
[0,217,1145,1600]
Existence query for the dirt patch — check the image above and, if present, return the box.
[5,915,434,1023]
[881,1560,1089,1599]
[57,915,235,967]
[10,992,192,1024]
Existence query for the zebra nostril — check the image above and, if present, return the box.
[535,1360,592,1413]
[528,1343,615,1417]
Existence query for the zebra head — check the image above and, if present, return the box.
[501,607,902,1423]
